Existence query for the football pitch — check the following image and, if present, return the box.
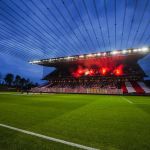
[0,93,150,150]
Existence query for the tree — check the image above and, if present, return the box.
[4,73,14,86]
[14,75,21,87]
[20,78,26,87]
[0,73,2,85]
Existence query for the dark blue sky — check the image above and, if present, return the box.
[0,0,150,82]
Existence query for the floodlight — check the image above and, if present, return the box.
[122,50,127,54]
[128,50,132,53]
[103,52,106,56]
[97,53,101,56]
[111,51,119,55]
[79,55,84,58]
[66,56,73,59]
[141,47,149,52]
[133,49,138,52]
[30,60,41,64]
[87,54,93,57]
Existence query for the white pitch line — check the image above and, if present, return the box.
[121,96,133,104]
[0,123,99,150]
[0,93,13,95]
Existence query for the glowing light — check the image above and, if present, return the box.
[87,54,94,57]
[97,53,101,56]
[79,55,84,58]
[141,47,149,52]
[85,70,89,75]
[111,51,119,55]
[100,67,109,75]
[93,53,97,56]
[102,68,106,74]
[113,65,124,76]
[128,50,132,53]
[133,49,138,52]
[78,69,84,74]
[66,56,74,59]
[89,69,94,76]
[29,60,41,64]
[122,50,128,54]
[103,52,106,56]
[115,69,121,75]
[72,72,81,78]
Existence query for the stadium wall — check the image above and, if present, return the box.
[31,87,123,95]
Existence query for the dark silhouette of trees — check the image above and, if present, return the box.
[0,73,37,91]
[19,77,36,90]
[14,75,21,87]
[0,73,3,84]
[4,73,14,86]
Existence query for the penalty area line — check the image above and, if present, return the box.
[121,96,133,104]
[0,123,99,150]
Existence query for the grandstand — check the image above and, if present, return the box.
[30,47,150,95]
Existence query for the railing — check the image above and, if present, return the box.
[31,87,123,95]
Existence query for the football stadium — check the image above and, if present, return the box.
[30,47,150,95]
[0,0,150,150]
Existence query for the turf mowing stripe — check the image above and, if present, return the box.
[121,96,133,104]
[0,124,99,150]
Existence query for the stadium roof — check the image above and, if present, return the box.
[1,0,150,61]
[29,47,150,67]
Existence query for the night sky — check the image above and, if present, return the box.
[0,0,150,82]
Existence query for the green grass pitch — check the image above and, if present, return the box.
[0,93,150,150]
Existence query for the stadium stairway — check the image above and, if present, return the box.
[138,82,150,93]
[125,82,136,93]
[121,82,128,94]
[122,82,150,94]
[131,82,145,94]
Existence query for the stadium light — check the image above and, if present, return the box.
[103,52,106,56]
[128,50,132,53]
[79,55,84,58]
[141,47,149,52]
[122,50,128,54]
[87,54,93,57]
[96,53,101,56]
[133,49,138,52]
[66,56,73,60]
[111,51,119,55]
[29,60,41,64]
[48,59,52,62]
[29,47,149,65]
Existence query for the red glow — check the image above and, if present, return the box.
[113,65,124,76]
[100,67,109,75]
[72,67,85,78]
[84,69,89,75]
[72,64,124,77]
[73,68,95,77]
[72,72,81,78]
[89,69,94,76]
[78,69,83,74]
